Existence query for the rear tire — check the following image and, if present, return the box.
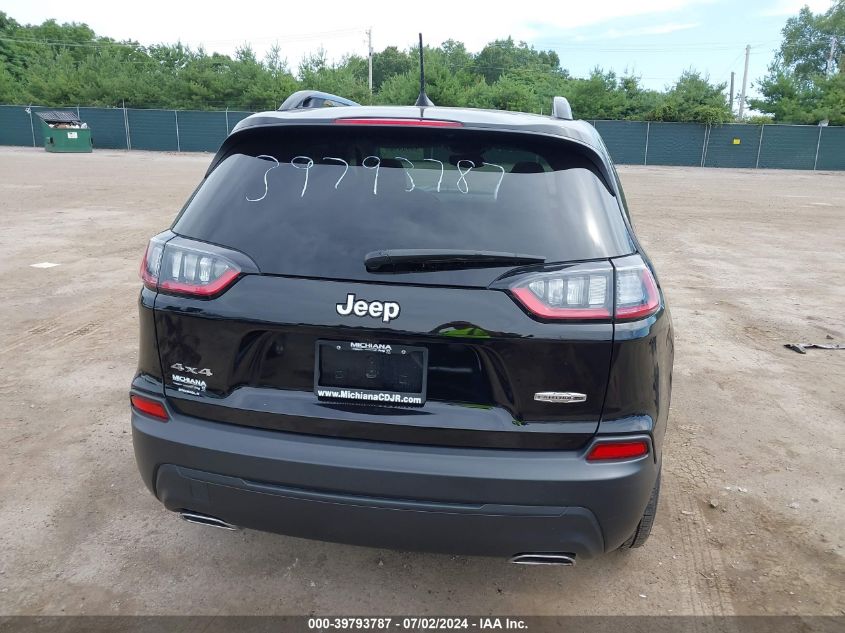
[619,470,660,549]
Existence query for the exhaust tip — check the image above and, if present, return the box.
[179,510,239,531]
[509,553,576,566]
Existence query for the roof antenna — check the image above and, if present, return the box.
[414,33,434,107]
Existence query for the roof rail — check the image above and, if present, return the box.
[278,90,360,111]
[552,96,573,120]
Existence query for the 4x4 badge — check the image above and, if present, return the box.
[336,293,400,323]
[534,392,587,403]
[171,363,213,376]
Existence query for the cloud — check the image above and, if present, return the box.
[522,0,713,32]
[760,0,833,17]
[2,0,715,64]
[602,22,701,39]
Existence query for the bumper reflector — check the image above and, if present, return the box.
[130,394,169,421]
[587,440,648,461]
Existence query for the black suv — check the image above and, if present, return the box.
[131,94,673,564]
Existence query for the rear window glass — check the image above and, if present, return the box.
[173,127,634,280]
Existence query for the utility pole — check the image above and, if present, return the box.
[729,71,735,116]
[367,28,373,94]
[738,45,750,119]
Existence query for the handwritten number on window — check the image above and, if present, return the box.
[291,156,314,197]
[363,156,380,195]
[395,157,416,192]
[423,158,444,192]
[245,154,280,202]
[323,157,349,189]
[482,162,505,200]
[457,160,475,194]
[246,154,506,201]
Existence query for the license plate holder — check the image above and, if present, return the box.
[314,341,427,406]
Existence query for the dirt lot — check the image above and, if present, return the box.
[0,147,842,617]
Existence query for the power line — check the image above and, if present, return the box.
[0,32,790,55]
[444,37,782,52]
[0,35,144,49]
[0,27,369,51]
[717,50,747,82]
[199,28,369,47]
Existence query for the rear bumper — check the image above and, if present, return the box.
[132,403,659,559]
[156,464,606,557]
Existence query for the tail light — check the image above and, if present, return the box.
[510,262,613,320]
[613,255,661,320]
[507,255,660,321]
[130,394,169,421]
[587,440,649,461]
[140,235,167,290]
[140,234,253,298]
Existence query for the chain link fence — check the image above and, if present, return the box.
[1,104,843,170]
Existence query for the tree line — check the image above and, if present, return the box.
[751,1,844,124]
[0,2,842,125]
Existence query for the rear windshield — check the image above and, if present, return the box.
[173,126,634,281]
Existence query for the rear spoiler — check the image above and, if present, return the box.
[208,116,618,197]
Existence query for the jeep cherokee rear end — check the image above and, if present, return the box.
[131,103,673,561]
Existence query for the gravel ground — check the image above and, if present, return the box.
[0,147,842,616]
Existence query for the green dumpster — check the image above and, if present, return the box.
[36,110,93,153]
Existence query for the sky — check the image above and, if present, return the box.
[2,0,837,97]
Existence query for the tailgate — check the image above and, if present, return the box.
[154,275,612,449]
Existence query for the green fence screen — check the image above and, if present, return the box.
[0,104,842,170]
[593,120,647,165]
[703,124,762,168]
[177,110,226,152]
[0,106,36,146]
[816,126,845,171]
[127,109,178,151]
[79,107,127,149]
[648,122,706,166]
[757,125,820,170]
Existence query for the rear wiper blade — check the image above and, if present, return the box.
[364,249,546,273]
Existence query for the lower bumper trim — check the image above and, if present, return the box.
[156,465,605,558]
